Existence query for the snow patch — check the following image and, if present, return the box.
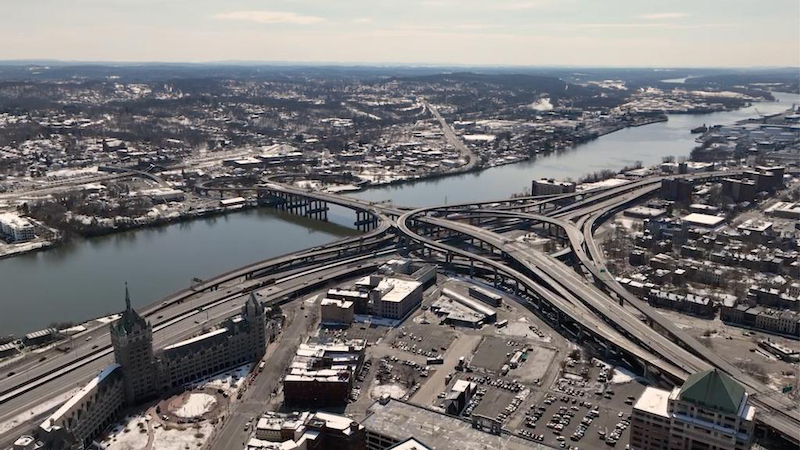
[371,383,408,400]
[173,393,216,418]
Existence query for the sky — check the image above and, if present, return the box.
[1,0,798,67]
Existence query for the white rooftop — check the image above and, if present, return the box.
[163,327,228,350]
[682,213,726,227]
[633,386,670,418]
[41,364,121,432]
[379,278,421,303]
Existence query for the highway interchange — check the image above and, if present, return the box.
[1,164,799,447]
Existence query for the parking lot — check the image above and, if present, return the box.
[509,359,648,449]
[390,323,458,359]
[471,336,528,372]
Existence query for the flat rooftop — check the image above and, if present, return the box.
[633,386,670,418]
[682,213,726,228]
[363,399,551,450]
[379,278,421,304]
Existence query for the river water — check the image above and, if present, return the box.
[1,91,796,336]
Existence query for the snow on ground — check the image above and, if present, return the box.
[152,422,213,450]
[371,383,408,400]
[0,388,81,434]
[97,314,122,324]
[101,416,149,450]
[173,393,217,418]
[189,364,252,397]
[101,414,214,450]
[577,178,629,192]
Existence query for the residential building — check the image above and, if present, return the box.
[531,178,576,196]
[0,212,35,242]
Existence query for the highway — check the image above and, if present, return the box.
[394,170,800,443]
[0,241,395,447]
[3,167,800,446]
[421,99,479,172]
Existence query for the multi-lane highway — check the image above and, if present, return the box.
[394,169,800,443]
[3,166,799,447]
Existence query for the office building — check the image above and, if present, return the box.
[630,369,756,450]
[321,298,355,325]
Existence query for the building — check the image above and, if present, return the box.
[387,438,432,450]
[283,340,365,406]
[0,212,35,242]
[37,364,125,450]
[441,379,477,415]
[646,289,714,317]
[434,287,497,326]
[630,369,756,450]
[362,398,548,450]
[720,304,799,337]
[328,288,370,314]
[682,213,726,231]
[722,178,758,203]
[531,178,576,196]
[374,278,423,320]
[139,188,186,202]
[661,177,693,202]
[467,285,503,307]
[23,328,58,347]
[157,295,267,390]
[17,291,271,449]
[111,287,269,402]
[248,411,364,450]
[321,298,355,325]
[110,286,157,404]
[0,342,19,359]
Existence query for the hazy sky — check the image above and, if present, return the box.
[2,0,798,67]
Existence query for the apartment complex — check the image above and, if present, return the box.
[0,212,35,242]
[631,369,756,450]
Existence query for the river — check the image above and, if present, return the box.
[1,91,796,336]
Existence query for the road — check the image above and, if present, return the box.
[422,99,479,172]
[208,300,317,450]
[394,169,800,444]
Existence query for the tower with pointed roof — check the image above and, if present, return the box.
[110,284,156,405]
[242,292,267,361]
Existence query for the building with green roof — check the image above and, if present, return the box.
[631,369,756,450]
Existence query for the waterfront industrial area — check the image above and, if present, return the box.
[0,65,798,450]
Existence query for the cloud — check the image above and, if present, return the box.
[500,1,546,10]
[213,11,324,25]
[639,12,689,20]
[352,17,373,23]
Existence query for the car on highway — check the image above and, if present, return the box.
[7,372,15,377]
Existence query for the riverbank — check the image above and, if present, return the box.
[0,239,56,260]
[2,92,796,337]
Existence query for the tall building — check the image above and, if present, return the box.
[630,369,756,450]
[531,178,576,196]
[110,284,157,405]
